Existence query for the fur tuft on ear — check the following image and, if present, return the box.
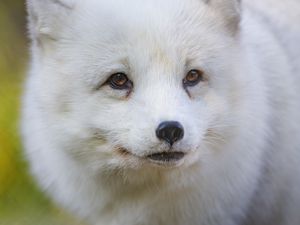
[206,0,241,34]
[27,0,76,41]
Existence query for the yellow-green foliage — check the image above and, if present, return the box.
[0,78,20,196]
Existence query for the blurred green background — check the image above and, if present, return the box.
[0,1,84,224]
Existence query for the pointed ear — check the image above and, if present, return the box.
[27,0,76,41]
[206,0,241,34]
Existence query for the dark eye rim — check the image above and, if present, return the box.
[107,72,133,90]
[183,69,204,87]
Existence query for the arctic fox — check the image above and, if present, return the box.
[22,0,300,224]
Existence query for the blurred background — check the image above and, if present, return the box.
[0,1,83,224]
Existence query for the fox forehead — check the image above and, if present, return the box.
[71,0,221,44]
[61,1,230,70]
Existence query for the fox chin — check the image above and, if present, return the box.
[22,0,300,224]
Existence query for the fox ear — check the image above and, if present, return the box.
[205,0,241,33]
[27,0,76,40]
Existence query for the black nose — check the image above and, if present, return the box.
[156,121,184,146]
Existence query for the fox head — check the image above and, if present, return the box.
[25,0,259,175]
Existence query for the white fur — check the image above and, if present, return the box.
[22,0,300,224]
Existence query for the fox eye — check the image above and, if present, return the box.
[183,69,204,87]
[107,73,133,90]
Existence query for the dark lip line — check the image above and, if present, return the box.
[147,151,185,162]
[115,146,185,163]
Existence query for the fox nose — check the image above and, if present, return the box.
[156,121,184,146]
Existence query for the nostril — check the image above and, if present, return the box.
[156,121,184,146]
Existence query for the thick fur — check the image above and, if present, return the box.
[22,0,300,224]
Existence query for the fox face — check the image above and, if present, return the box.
[27,0,247,174]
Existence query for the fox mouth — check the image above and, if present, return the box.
[146,151,185,163]
[116,147,185,165]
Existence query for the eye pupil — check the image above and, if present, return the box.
[183,69,203,87]
[187,71,199,81]
[108,73,131,90]
[112,73,127,86]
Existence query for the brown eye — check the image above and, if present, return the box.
[183,69,204,87]
[108,73,132,90]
